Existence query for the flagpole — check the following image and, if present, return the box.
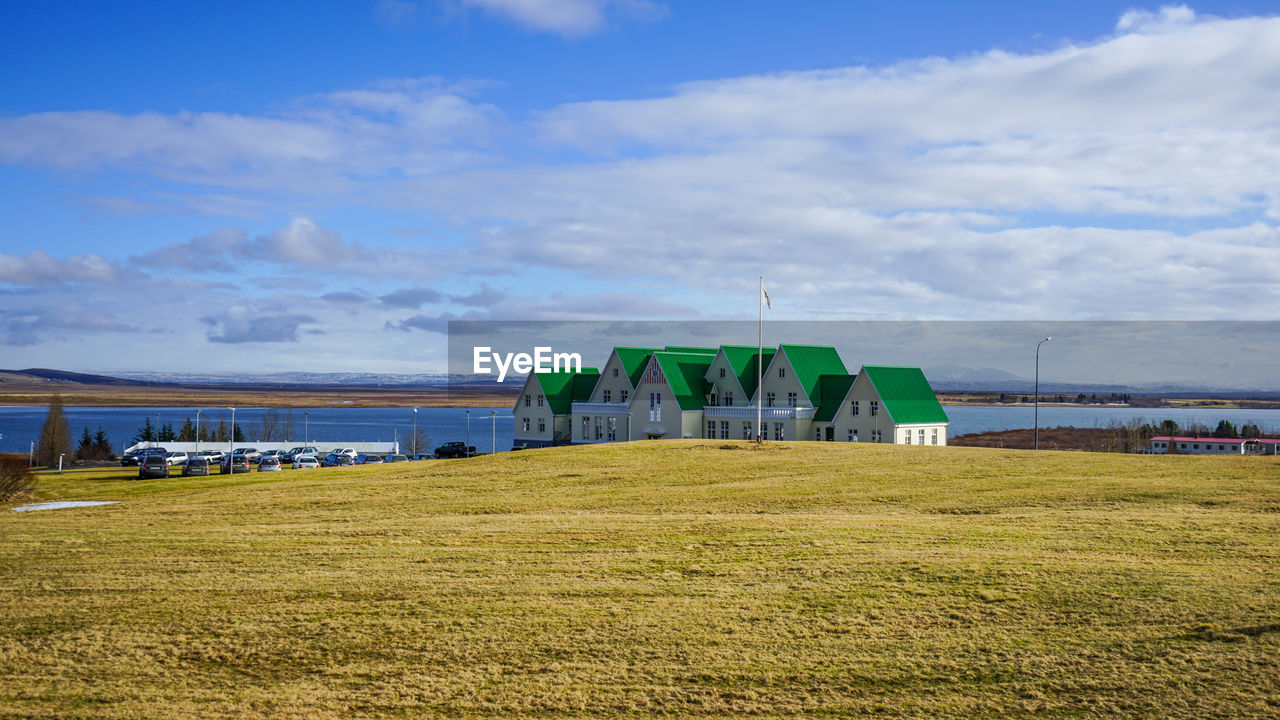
[758,274,763,443]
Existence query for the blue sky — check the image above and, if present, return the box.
[2,1,1279,375]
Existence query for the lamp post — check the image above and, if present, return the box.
[465,409,471,448]
[490,410,496,454]
[412,408,418,457]
[155,413,161,443]
[305,411,309,445]
[1035,337,1053,450]
[227,407,235,460]
[195,409,201,455]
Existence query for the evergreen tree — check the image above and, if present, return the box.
[214,419,229,442]
[1213,420,1238,439]
[1159,419,1179,436]
[36,394,72,467]
[233,423,246,442]
[178,418,196,442]
[76,426,95,461]
[132,417,156,444]
[93,427,113,458]
[1241,423,1262,438]
[158,422,176,442]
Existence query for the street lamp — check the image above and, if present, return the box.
[1035,337,1053,451]
[227,407,235,460]
[305,411,309,445]
[195,409,201,455]
[412,408,418,457]
[465,409,471,448]
[490,410,496,454]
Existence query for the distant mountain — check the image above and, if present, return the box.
[107,371,453,386]
[0,368,147,386]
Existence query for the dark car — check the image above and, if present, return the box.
[434,441,476,459]
[182,457,210,477]
[121,447,167,466]
[138,455,170,479]
[385,454,409,463]
[356,453,383,465]
[221,454,251,474]
[331,454,354,467]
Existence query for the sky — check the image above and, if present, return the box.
[2,1,1280,377]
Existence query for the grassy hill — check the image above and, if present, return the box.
[2,441,1278,718]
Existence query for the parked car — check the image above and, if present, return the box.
[138,455,170,479]
[164,451,189,467]
[281,446,318,463]
[356,453,383,465]
[328,447,357,459]
[292,456,320,470]
[197,450,224,463]
[385,454,408,463]
[258,450,285,464]
[434,441,476,459]
[410,453,435,461]
[221,454,250,474]
[330,454,354,467]
[182,457,210,476]
[234,447,260,462]
[121,447,167,466]
[258,456,282,472]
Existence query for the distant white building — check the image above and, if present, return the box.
[1149,436,1279,455]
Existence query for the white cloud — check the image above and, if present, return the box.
[0,250,128,286]
[456,0,665,37]
[201,306,319,344]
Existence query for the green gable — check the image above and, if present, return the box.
[812,373,857,422]
[718,344,776,399]
[650,351,716,411]
[778,344,848,404]
[535,367,601,415]
[613,347,661,387]
[861,365,949,425]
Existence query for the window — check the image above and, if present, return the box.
[766,392,776,407]
[870,401,879,416]
[849,429,857,442]
[779,367,786,378]
[1193,444,1200,450]
[1180,443,1187,449]
[595,418,603,441]
[720,421,729,439]
[743,421,753,440]
[904,430,911,445]
[918,429,925,444]
[522,418,530,432]
[787,392,797,407]
[851,400,859,416]
[538,418,545,433]
[582,416,590,439]
[719,368,726,378]
[1218,444,1225,451]
[815,427,822,441]
[603,389,611,403]
[724,392,733,407]
[931,429,938,445]
[774,423,784,441]
[649,392,662,422]
[607,417,616,441]
[537,395,544,408]
[620,390,629,404]
[707,420,716,438]
[613,368,619,377]
[524,394,531,407]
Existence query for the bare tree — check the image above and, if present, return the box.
[0,455,35,500]
[36,394,72,467]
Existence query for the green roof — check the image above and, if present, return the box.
[613,347,661,387]
[535,367,601,414]
[664,345,718,354]
[717,344,775,399]
[861,365,949,424]
[812,373,857,422]
[778,344,848,404]
[650,351,716,410]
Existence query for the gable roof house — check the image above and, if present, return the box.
[823,365,950,445]
[511,367,600,448]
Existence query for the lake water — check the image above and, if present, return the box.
[2,404,1278,456]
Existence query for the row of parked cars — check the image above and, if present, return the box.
[128,446,426,479]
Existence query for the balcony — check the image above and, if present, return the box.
[572,402,631,414]
[703,405,813,419]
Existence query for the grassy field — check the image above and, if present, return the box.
[2,441,1278,719]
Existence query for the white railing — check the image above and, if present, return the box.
[703,406,813,419]
[572,402,631,414]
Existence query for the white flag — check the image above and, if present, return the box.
[761,283,773,310]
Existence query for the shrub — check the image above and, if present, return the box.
[0,454,36,501]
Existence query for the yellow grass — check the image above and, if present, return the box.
[2,441,1278,718]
